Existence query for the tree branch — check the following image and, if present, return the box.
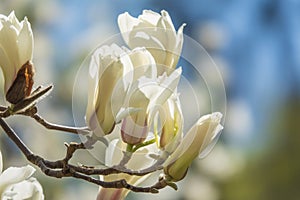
[0,117,175,193]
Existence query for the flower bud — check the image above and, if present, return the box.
[0,11,34,104]
[164,112,223,181]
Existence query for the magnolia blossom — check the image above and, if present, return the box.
[87,9,223,200]
[86,44,182,142]
[0,151,44,199]
[163,112,223,181]
[0,11,33,95]
[97,138,157,200]
[118,10,185,71]
[86,44,156,136]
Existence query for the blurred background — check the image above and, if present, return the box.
[0,0,300,199]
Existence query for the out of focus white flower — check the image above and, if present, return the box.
[118,10,185,71]
[0,151,44,200]
[0,11,34,103]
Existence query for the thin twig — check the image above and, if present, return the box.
[30,113,90,135]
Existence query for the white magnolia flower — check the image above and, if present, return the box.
[86,44,182,143]
[118,10,185,71]
[86,44,156,136]
[89,10,223,199]
[0,151,44,200]
[0,11,34,96]
[97,138,157,200]
[163,112,223,181]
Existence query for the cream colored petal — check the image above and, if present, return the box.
[0,47,15,93]
[0,20,19,67]
[124,47,157,79]
[86,44,128,135]
[126,31,167,68]
[175,23,186,50]
[7,11,21,31]
[94,61,124,134]
[2,177,44,200]
[138,10,161,26]
[0,20,20,92]
[118,12,140,44]
[198,121,223,159]
[17,17,33,68]
[105,139,122,166]
[0,165,35,195]
[164,112,223,167]
[148,67,182,110]
[115,107,141,123]
[160,10,176,32]
[160,94,184,153]
[163,23,185,69]
[0,14,8,20]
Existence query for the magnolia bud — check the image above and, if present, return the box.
[0,11,34,104]
[164,112,223,181]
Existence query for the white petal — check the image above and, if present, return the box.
[148,67,182,109]
[121,47,157,80]
[176,23,186,50]
[105,139,123,167]
[2,177,44,200]
[86,44,127,134]
[0,20,20,83]
[187,112,223,158]
[160,10,176,31]
[163,112,223,167]
[7,11,21,31]
[17,17,33,68]
[115,107,141,123]
[198,113,224,158]
[0,47,15,92]
[118,12,140,44]
[139,10,161,26]
[0,165,35,195]
[127,32,167,67]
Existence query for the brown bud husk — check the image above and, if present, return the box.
[6,61,34,104]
